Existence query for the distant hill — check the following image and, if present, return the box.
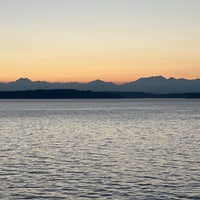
[0,89,200,99]
[0,76,200,93]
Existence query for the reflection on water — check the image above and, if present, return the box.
[0,99,199,199]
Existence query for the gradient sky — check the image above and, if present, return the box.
[0,0,200,82]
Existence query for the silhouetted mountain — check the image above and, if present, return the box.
[0,76,200,93]
[14,78,32,84]
[121,76,200,93]
[85,79,117,91]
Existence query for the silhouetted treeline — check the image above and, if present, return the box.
[0,89,200,99]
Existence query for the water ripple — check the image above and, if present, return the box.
[0,99,199,199]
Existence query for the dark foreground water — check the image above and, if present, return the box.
[0,99,199,200]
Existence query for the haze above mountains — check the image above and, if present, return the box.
[1,76,200,94]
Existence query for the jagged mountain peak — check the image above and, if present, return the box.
[89,79,106,84]
[15,78,32,84]
[137,76,166,82]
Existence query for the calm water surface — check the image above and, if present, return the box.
[0,99,199,199]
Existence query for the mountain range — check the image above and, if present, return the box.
[0,76,200,94]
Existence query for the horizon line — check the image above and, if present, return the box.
[1,75,200,84]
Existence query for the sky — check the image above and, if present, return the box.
[0,0,200,82]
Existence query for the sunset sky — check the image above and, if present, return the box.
[0,0,200,82]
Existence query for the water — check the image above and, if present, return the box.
[0,99,199,200]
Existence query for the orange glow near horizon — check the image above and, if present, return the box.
[0,1,200,83]
[1,48,200,83]
[1,63,200,83]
